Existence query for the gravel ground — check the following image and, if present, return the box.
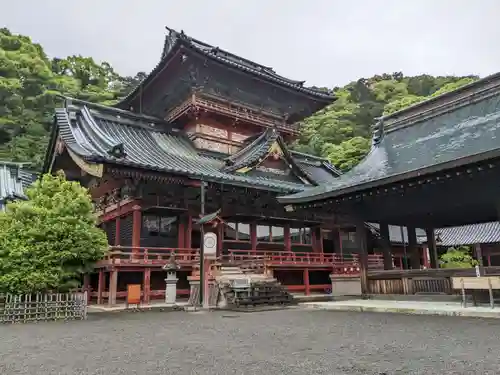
[0,308,499,375]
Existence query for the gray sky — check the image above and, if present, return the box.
[2,0,498,87]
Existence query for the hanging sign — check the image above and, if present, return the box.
[203,232,217,259]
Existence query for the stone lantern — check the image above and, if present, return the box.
[163,252,180,305]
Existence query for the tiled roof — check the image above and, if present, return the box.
[223,128,280,172]
[222,128,338,185]
[118,27,334,108]
[0,162,37,209]
[435,222,500,246]
[52,99,334,193]
[278,73,500,204]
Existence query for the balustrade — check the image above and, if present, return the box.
[225,249,384,270]
[98,247,385,270]
[99,246,200,265]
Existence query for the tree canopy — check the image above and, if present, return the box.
[293,73,478,170]
[439,246,478,269]
[0,172,108,294]
[0,28,145,169]
[0,28,479,172]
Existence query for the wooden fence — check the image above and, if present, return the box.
[368,267,500,295]
[0,292,88,323]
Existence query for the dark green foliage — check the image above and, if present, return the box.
[0,172,108,293]
[0,29,480,172]
[0,28,133,168]
[439,246,478,269]
[294,73,479,171]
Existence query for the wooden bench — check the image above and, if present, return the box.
[451,277,500,308]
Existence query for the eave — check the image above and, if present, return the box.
[117,28,336,114]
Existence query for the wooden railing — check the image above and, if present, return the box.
[225,249,384,271]
[97,247,385,271]
[98,247,200,266]
[368,267,500,295]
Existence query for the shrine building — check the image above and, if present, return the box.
[279,73,500,293]
[44,28,392,305]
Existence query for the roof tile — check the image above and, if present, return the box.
[279,77,500,204]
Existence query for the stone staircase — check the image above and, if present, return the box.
[215,266,295,310]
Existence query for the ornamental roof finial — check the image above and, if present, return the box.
[372,117,385,146]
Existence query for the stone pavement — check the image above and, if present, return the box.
[2,308,500,374]
[303,298,500,318]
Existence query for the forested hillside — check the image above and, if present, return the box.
[0,28,144,168]
[294,74,478,171]
[0,28,479,171]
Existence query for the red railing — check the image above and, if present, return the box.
[97,246,385,272]
[98,246,200,266]
[225,249,384,270]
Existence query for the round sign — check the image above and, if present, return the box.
[203,232,217,256]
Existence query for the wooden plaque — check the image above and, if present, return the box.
[127,284,141,305]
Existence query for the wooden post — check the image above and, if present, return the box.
[108,269,118,306]
[115,216,121,246]
[407,226,420,269]
[97,269,104,305]
[475,243,484,266]
[379,223,393,270]
[426,228,439,268]
[355,221,369,295]
[251,222,257,254]
[303,268,310,296]
[143,268,151,304]
[132,205,142,253]
[318,229,324,253]
[178,219,185,248]
[217,222,223,258]
[186,215,193,248]
[284,224,291,252]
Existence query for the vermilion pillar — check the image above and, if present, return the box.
[303,268,310,296]
[132,205,142,252]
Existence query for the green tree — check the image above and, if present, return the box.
[322,137,371,172]
[439,246,478,269]
[0,172,108,294]
[0,28,128,168]
[295,73,479,171]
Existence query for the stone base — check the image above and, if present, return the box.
[330,275,362,297]
[187,277,218,308]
